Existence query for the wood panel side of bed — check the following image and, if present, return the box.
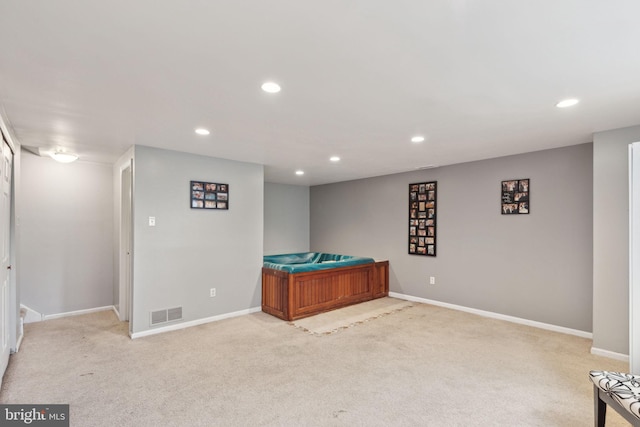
[261,268,289,320]
[262,261,389,321]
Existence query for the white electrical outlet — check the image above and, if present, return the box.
[210,288,216,297]
[148,216,156,226]
[429,276,436,285]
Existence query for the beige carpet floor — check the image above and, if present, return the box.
[0,299,630,426]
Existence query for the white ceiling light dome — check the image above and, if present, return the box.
[556,98,580,108]
[49,151,79,163]
[261,82,281,93]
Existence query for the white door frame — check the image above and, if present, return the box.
[629,142,640,374]
[0,119,18,359]
[118,161,133,328]
[0,137,14,378]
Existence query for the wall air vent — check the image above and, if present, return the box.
[167,307,183,322]
[150,307,183,326]
[150,310,167,325]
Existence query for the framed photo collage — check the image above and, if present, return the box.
[191,181,229,210]
[501,179,529,214]
[409,181,437,256]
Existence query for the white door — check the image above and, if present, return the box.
[0,139,12,375]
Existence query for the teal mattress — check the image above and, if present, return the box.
[263,252,375,274]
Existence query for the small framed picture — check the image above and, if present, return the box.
[502,179,529,215]
[191,181,229,210]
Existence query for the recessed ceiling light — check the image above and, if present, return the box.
[261,82,281,93]
[195,128,210,135]
[295,170,304,176]
[330,156,340,162]
[49,151,79,163]
[411,136,425,143]
[556,98,579,108]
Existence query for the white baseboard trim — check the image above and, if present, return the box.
[14,331,23,353]
[43,305,115,321]
[591,347,630,362]
[130,306,262,339]
[20,304,43,324]
[389,292,593,339]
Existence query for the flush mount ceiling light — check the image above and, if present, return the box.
[556,98,579,108]
[295,170,304,176]
[330,156,340,162]
[195,128,210,135]
[49,151,79,163]
[411,135,425,143]
[261,82,281,93]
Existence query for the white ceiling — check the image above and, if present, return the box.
[1,1,640,186]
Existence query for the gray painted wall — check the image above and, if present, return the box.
[311,143,593,332]
[264,183,309,255]
[593,125,640,354]
[19,151,114,315]
[131,146,263,334]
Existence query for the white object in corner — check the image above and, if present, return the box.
[20,304,43,324]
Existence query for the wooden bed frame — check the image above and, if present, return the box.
[262,260,389,321]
